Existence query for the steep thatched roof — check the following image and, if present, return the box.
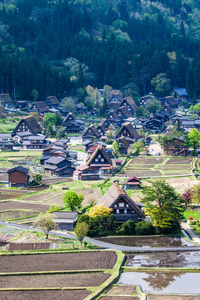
[86,144,112,166]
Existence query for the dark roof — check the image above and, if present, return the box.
[173,88,188,97]
[53,211,78,219]
[117,106,133,119]
[7,166,29,174]
[97,123,106,134]
[125,176,141,184]
[108,110,120,120]
[97,183,145,218]
[15,132,33,137]
[63,112,76,123]
[121,97,138,112]
[87,145,112,166]
[23,116,41,134]
[116,136,129,148]
[45,156,66,165]
[116,122,140,140]
[32,101,49,113]
[82,125,100,139]
[46,96,59,105]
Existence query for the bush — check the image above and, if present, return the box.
[78,214,91,225]
[118,220,135,235]
[135,221,155,235]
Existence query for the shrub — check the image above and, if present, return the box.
[135,221,155,235]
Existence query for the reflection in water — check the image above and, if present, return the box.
[118,272,200,294]
[126,251,200,268]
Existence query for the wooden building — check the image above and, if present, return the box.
[86,145,112,171]
[119,96,138,115]
[82,125,100,141]
[53,211,78,231]
[125,177,141,189]
[29,101,49,114]
[97,183,145,223]
[7,166,30,187]
[12,116,42,137]
[44,156,75,176]
[115,122,140,144]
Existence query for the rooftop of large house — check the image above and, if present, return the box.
[7,166,29,174]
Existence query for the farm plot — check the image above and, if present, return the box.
[0,201,49,212]
[0,272,110,288]
[0,210,39,221]
[0,251,117,273]
[19,191,61,202]
[122,157,192,178]
[0,290,91,300]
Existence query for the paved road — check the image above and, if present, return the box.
[1,221,200,253]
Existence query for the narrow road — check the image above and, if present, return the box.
[1,221,200,253]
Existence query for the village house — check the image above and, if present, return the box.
[53,211,78,231]
[45,96,59,108]
[119,96,138,115]
[144,113,167,133]
[7,166,30,187]
[115,122,140,144]
[139,95,154,106]
[86,144,112,171]
[161,136,188,156]
[126,117,144,129]
[82,125,100,141]
[73,165,100,181]
[116,136,129,154]
[89,108,99,117]
[12,116,42,137]
[21,134,49,149]
[162,96,178,108]
[97,182,145,223]
[0,133,14,151]
[116,106,133,120]
[44,156,75,176]
[106,110,121,128]
[29,101,49,114]
[15,100,29,109]
[107,92,123,110]
[96,122,106,136]
[172,88,188,103]
[63,112,84,134]
[76,104,88,115]
[125,177,141,189]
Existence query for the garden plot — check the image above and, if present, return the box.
[166,158,193,164]
[0,272,110,288]
[0,290,91,300]
[0,201,49,212]
[0,251,117,273]
[0,210,39,221]
[19,191,61,202]
[129,158,165,165]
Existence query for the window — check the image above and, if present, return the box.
[95,158,98,162]
[124,209,127,214]
[119,203,124,207]
[126,204,129,207]
[98,154,101,158]
[101,158,104,162]
[116,209,119,214]
[114,204,117,207]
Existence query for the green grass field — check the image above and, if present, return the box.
[184,210,200,220]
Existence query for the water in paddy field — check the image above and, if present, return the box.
[126,251,200,268]
[118,272,200,294]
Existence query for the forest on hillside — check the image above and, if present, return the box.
[0,0,200,101]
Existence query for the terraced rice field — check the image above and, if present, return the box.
[122,157,192,178]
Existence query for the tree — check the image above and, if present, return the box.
[112,140,119,156]
[88,205,113,218]
[144,98,161,116]
[42,113,57,128]
[34,213,55,239]
[61,97,75,112]
[188,128,200,155]
[158,135,172,155]
[74,222,89,247]
[63,191,83,211]
[32,174,42,185]
[191,184,200,205]
[31,89,39,101]
[142,180,186,231]
[132,141,145,155]
[151,73,171,97]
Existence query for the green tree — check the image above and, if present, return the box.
[142,180,186,232]
[151,73,171,97]
[61,97,75,112]
[188,128,200,155]
[191,184,200,205]
[42,113,57,128]
[74,222,89,247]
[112,140,119,156]
[34,213,55,239]
[32,174,42,185]
[144,98,161,116]
[31,89,39,101]
[63,191,83,211]
[158,135,172,155]
[132,141,145,155]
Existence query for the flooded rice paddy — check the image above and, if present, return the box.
[118,272,200,294]
[126,251,200,268]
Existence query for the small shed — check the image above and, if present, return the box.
[53,211,78,231]
[125,177,141,189]
[7,166,30,187]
